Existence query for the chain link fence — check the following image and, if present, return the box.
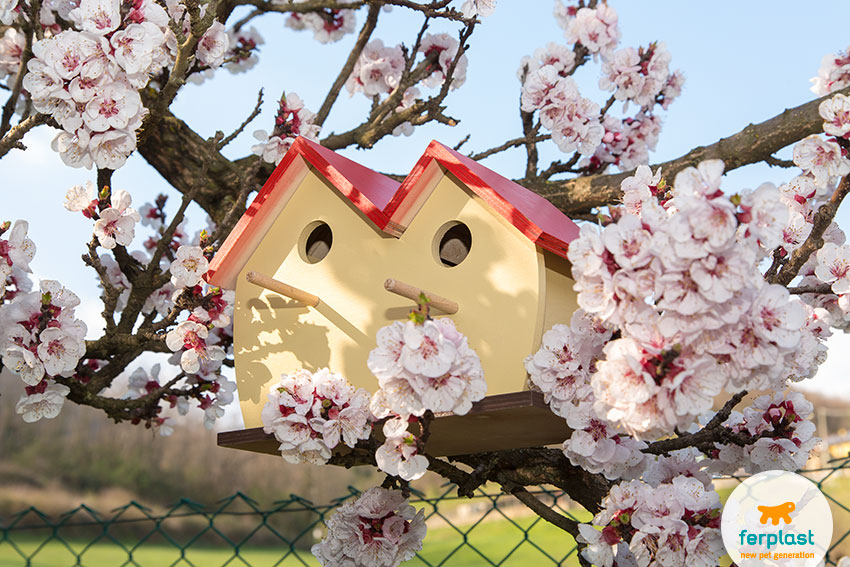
[3,459,850,567]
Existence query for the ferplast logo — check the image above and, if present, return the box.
[737,501,815,551]
[721,471,832,566]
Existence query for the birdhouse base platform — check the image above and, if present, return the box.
[217,391,570,459]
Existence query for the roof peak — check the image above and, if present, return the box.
[206,137,580,289]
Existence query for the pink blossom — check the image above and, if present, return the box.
[261,368,372,465]
[346,39,404,98]
[419,33,467,90]
[820,93,850,138]
[16,381,71,422]
[311,487,425,567]
[165,320,225,374]
[564,4,620,59]
[793,135,850,186]
[169,245,208,287]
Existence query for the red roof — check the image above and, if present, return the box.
[206,137,581,289]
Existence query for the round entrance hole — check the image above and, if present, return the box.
[434,221,472,267]
[300,222,333,264]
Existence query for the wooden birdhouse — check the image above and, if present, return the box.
[210,137,580,457]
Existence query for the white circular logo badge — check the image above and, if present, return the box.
[721,470,833,567]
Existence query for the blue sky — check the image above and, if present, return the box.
[3,0,850,414]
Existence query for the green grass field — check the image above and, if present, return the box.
[0,513,588,567]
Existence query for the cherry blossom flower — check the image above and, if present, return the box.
[600,43,677,111]
[524,310,610,418]
[580,476,722,567]
[165,320,225,374]
[36,327,86,375]
[92,189,141,249]
[192,288,234,328]
[564,157,822,437]
[196,21,229,68]
[786,305,831,382]
[820,93,850,138]
[84,81,143,132]
[816,242,850,293]
[261,368,372,464]
[285,5,356,44]
[521,67,603,155]
[0,28,23,79]
[518,42,576,78]
[0,220,35,283]
[742,182,790,252]
[642,447,712,488]
[562,402,646,480]
[346,39,404,98]
[599,47,642,102]
[311,487,426,567]
[251,130,292,165]
[16,381,71,423]
[110,22,164,76]
[391,87,420,137]
[224,26,264,73]
[125,363,160,399]
[461,0,495,19]
[367,318,486,418]
[793,135,850,186]
[0,0,18,25]
[375,416,429,481]
[69,0,121,35]
[170,245,209,287]
[811,48,850,96]
[564,4,620,60]
[89,128,140,169]
[52,130,94,169]
[251,93,320,165]
[741,392,819,473]
[419,33,467,90]
[0,279,87,391]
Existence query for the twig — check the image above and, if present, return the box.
[771,175,850,286]
[217,89,265,149]
[788,283,834,295]
[314,3,382,127]
[470,133,550,161]
[0,113,49,159]
[453,134,470,151]
[764,155,795,168]
[0,13,34,137]
[509,486,579,537]
[643,391,748,456]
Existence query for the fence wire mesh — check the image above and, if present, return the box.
[3,458,850,567]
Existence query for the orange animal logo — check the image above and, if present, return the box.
[757,502,795,525]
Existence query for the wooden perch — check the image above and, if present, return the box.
[384,278,459,314]
[246,271,320,307]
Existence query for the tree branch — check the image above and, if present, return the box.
[643,391,748,456]
[527,85,850,215]
[770,174,850,286]
[508,486,579,538]
[314,3,382,127]
[0,113,49,158]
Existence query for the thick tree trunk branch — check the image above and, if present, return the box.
[526,86,850,215]
[137,108,246,224]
